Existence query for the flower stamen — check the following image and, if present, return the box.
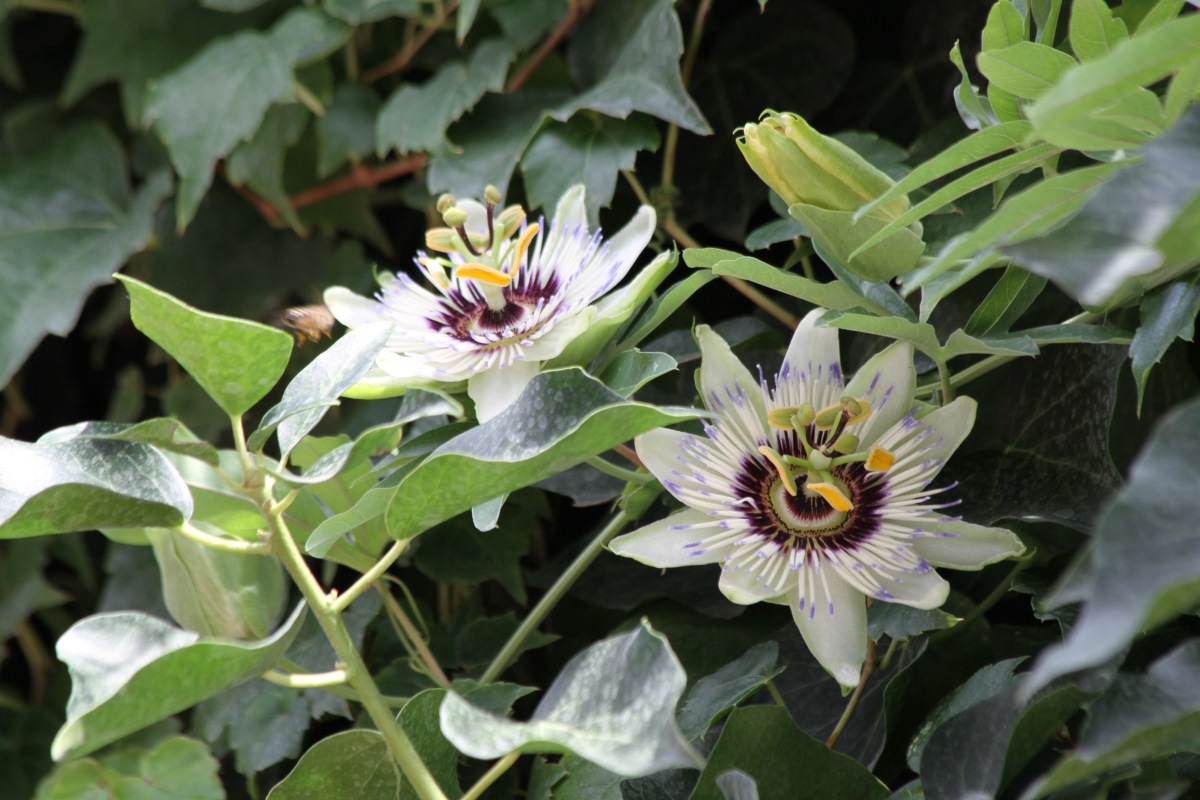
[509,222,541,279]
[758,445,798,496]
[454,263,512,287]
[807,481,854,512]
[866,446,896,473]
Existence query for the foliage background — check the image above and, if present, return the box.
[2,0,1200,798]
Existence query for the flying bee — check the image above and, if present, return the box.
[270,304,336,346]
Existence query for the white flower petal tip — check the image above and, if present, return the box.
[324,184,656,400]
[468,360,540,423]
[608,509,729,568]
[607,322,1018,680]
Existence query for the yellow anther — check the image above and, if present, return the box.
[442,207,468,228]
[807,482,853,512]
[865,446,896,473]
[509,222,540,278]
[425,228,458,253]
[436,194,457,214]
[768,406,801,429]
[758,445,798,496]
[813,403,842,430]
[455,263,512,287]
[484,185,503,205]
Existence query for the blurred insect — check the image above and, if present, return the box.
[270,304,335,346]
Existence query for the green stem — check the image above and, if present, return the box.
[659,0,711,207]
[879,638,902,671]
[278,657,411,706]
[800,255,816,281]
[264,492,447,800]
[292,80,326,116]
[765,679,788,710]
[333,540,408,613]
[263,667,348,688]
[376,583,450,686]
[480,508,633,684]
[936,358,954,404]
[461,752,520,800]
[585,455,649,485]
[825,637,877,749]
[230,416,260,489]
[928,555,1033,645]
[176,521,272,556]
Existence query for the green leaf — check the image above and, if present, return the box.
[965,266,1047,336]
[413,509,533,604]
[60,0,257,124]
[856,121,1032,222]
[866,603,955,642]
[909,658,1024,772]
[39,418,219,467]
[36,737,223,800]
[849,142,1062,260]
[1130,275,1200,412]
[457,0,483,41]
[322,0,418,25]
[1029,640,1200,797]
[977,42,1078,100]
[791,204,926,281]
[149,528,286,639]
[522,114,660,226]
[691,706,888,800]
[1027,13,1200,144]
[254,322,392,457]
[952,344,1124,531]
[429,90,565,200]
[1069,0,1129,61]
[119,275,293,419]
[949,40,997,131]
[982,1,1027,52]
[265,730,399,799]
[384,368,695,538]
[145,8,350,229]
[598,350,677,397]
[440,620,700,776]
[396,689,465,799]
[611,269,718,355]
[556,0,709,134]
[688,250,882,315]
[202,0,270,10]
[51,603,305,760]
[0,539,69,640]
[225,103,310,231]
[0,434,192,539]
[909,162,1119,294]
[376,38,515,157]
[1003,105,1200,308]
[1025,398,1200,694]
[1015,322,1132,345]
[744,216,809,251]
[317,83,380,178]
[677,642,783,741]
[816,309,1037,361]
[0,123,170,387]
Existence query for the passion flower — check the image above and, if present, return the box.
[610,311,1024,687]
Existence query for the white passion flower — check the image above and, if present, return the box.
[324,184,661,422]
[609,312,1025,687]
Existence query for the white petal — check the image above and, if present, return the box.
[458,199,488,234]
[790,572,868,688]
[781,308,841,391]
[634,427,716,501]
[468,360,540,423]
[522,307,595,361]
[343,367,435,400]
[553,184,588,228]
[719,562,784,605]
[909,396,977,473]
[608,509,730,567]
[696,325,768,439]
[908,520,1026,570]
[845,341,916,445]
[324,287,386,330]
[875,565,950,610]
[601,205,657,276]
[590,250,676,324]
[376,351,440,380]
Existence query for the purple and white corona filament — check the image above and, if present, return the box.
[324,184,658,421]
[610,311,1025,687]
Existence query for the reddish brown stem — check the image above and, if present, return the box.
[504,0,592,93]
[363,0,461,84]
[289,155,427,210]
[615,443,645,470]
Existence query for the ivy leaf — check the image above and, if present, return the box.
[37,737,223,800]
[51,603,305,760]
[677,642,783,741]
[440,620,700,776]
[39,418,219,467]
[384,368,695,539]
[558,0,709,134]
[1129,274,1200,412]
[145,8,350,230]
[413,506,534,604]
[119,276,293,418]
[951,344,1124,531]
[317,83,380,178]
[1024,398,1200,695]
[377,38,515,157]
[60,0,255,124]
[522,114,660,226]
[0,123,170,386]
[691,706,887,800]
[225,103,310,232]
[0,433,192,539]
[0,539,69,640]
[322,0,418,24]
